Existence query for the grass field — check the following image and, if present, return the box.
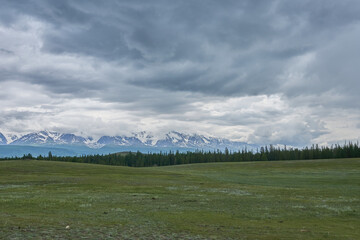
[0,159,359,239]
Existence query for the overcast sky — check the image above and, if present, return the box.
[0,0,359,146]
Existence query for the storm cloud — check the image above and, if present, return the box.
[0,0,359,146]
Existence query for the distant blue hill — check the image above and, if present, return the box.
[0,145,199,158]
[0,145,78,158]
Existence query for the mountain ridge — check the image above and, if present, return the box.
[0,130,254,151]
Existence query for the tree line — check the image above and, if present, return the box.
[1,142,359,167]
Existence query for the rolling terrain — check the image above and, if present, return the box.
[0,159,359,239]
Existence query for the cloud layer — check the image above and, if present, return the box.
[0,0,359,146]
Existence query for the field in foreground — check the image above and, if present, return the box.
[0,159,359,239]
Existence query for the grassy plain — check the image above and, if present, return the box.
[0,158,359,239]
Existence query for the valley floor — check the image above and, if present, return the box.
[0,159,359,239]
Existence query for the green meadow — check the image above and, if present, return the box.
[0,159,359,239]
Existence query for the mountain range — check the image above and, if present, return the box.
[0,130,252,148]
[0,130,256,157]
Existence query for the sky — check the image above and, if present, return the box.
[0,0,359,146]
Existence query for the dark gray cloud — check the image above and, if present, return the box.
[2,0,359,96]
[0,0,359,145]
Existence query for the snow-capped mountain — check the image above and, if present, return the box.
[97,136,130,146]
[154,131,251,150]
[10,131,90,145]
[93,131,253,150]
[0,130,254,151]
[156,131,208,147]
[134,131,158,146]
[8,135,19,144]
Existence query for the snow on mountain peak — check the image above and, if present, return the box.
[2,133,18,144]
[0,130,255,151]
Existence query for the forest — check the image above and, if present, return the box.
[1,142,359,167]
